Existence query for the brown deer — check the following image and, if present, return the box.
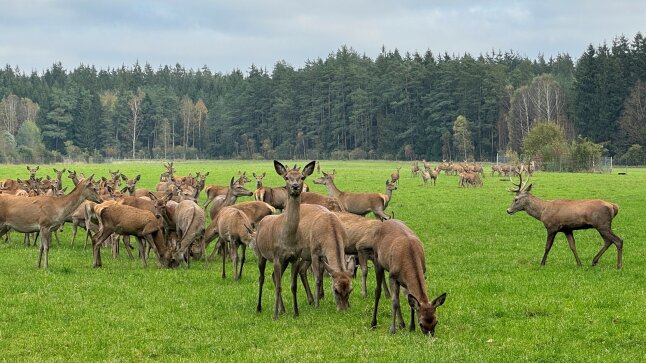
[0,177,102,269]
[53,168,66,192]
[411,161,420,177]
[314,171,396,221]
[120,174,141,195]
[254,160,352,319]
[203,172,250,208]
[507,173,623,269]
[67,170,85,186]
[208,177,254,220]
[92,201,178,268]
[27,165,39,181]
[212,205,256,279]
[370,219,447,335]
[390,167,401,185]
[160,199,205,265]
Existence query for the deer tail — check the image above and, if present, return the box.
[611,203,619,217]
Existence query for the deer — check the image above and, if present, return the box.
[52,168,66,192]
[204,200,275,265]
[0,177,102,269]
[92,201,178,268]
[212,205,256,279]
[314,170,396,221]
[254,160,352,319]
[120,174,141,195]
[507,172,623,269]
[160,199,205,266]
[459,171,482,188]
[411,161,420,177]
[27,165,39,181]
[370,219,447,335]
[390,167,402,185]
[208,178,254,220]
[203,172,250,208]
[67,170,85,186]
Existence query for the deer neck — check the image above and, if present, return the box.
[324,180,342,198]
[55,183,88,221]
[385,187,393,203]
[281,191,301,245]
[524,195,546,221]
[223,189,238,207]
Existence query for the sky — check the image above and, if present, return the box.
[0,0,644,74]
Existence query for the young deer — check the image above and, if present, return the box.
[254,160,352,319]
[507,173,623,268]
[390,167,401,185]
[314,171,396,221]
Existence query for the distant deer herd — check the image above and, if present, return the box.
[0,158,624,337]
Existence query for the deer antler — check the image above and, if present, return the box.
[509,171,531,193]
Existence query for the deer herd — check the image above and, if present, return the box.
[0,158,624,337]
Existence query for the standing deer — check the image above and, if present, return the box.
[390,167,401,185]
[0,177,102,269]
[370,219,447,336]
[254,160,352,319]
[27,165,39,181]
[507,173,623,269]
[314,171,396,221]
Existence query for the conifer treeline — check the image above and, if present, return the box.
[0,33,644,162]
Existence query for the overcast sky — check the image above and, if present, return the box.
[1,0,644,74]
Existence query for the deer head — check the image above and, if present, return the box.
[120,174,140,194]
[386,180,398,191]
[313,170,335,186]
[252,172,266,189]
[81,176,103,204]
[506,172,532,215]
[274,160,315,196]
[408,292,447,336]
[27,165,39,179]
[325,262,353,311]
[230,176,253,197]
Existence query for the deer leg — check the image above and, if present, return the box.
[121,236,135,259]
[290,260,300,317]
[36,231,45,268]
[358,252,369,298]
[611,231,624,269]
[257,256,267,313]
[232,240,240,280]
[221,239,228,279]
[238,244,247,279]
[371,265,385,329]
[390,275,405,331]
[92,229,111,268]
[298,260,314,305]
[70,222,78,246]
[564,231,582,266]
[136,237,148,267]
[311,257,322,308]
[374,210,390,221]
[41,228,52,270]
[206,237,220,267]
[410,306,416,332]
[595,229,623,269]
[272,259,284,320]
[540,232,557,266]
[53,230,61,246]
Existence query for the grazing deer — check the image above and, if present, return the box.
[161,199,205,265]
[370,219,447,336]
[390,167,401,185]
[92,202,178,268]
[314,171,396,221]
[254,160,352,319]
[507,173,623,269]
[0,177,102,269]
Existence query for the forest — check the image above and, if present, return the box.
[0,32,645,164]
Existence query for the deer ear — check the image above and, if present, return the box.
[302,161,316,178]
[274,160,287,176]
[253,172,257,177]
[230,176,235,187]
[262,172,266,177]
[61,168,66,173]
[36,166,39,170]
[148,192,158,200]
[53,168,58,173]
[525,184,533,192]
[322,261,334,275]
[431,292,447,308]
[120,187,127,193]
[407,294,421,310]
[88,174,95,182]
[135,175,141,181]
[120,174,127,181]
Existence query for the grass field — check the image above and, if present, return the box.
[0,160,644,362]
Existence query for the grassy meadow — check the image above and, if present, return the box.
[0,160,644,362]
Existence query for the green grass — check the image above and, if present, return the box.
[0,161,644,362]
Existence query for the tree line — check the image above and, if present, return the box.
[0,33,645,164]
